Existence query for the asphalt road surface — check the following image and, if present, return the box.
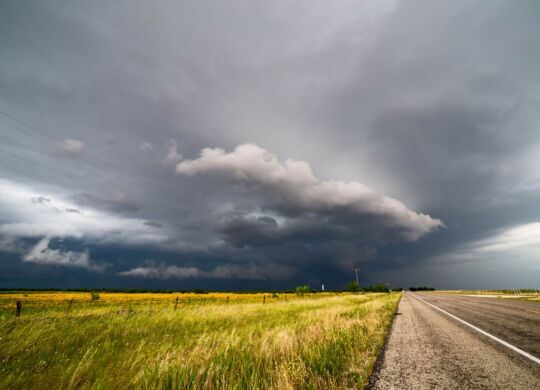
[369,292,540,389]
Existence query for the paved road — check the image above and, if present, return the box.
[369,292,540,389]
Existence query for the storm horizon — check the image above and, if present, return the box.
[1,0,539,290]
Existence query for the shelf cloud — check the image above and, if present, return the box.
[177,144,443,243]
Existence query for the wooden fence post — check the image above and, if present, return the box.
[15,299,22,317]
[263,295,266,304]
[67,298,74,313]
[174,296,179,310]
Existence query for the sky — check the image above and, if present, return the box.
[0,0,539,290]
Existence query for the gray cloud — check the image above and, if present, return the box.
[23,238,105,272]
[119,261,294,280]
[0,0,539,288]
[144,221,163,228]
[71,192,141,213]
[139,142,152,151]
[31,196,51,205]
[177,144,443,241]
[163,139,182,166]
[60,139,84,158]
[0,179,170,246]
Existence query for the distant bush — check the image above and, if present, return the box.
[90,292,100,301]
[346,281,360,292]
[362,284,390,293]
[295,285,310,296]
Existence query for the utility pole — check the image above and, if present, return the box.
[354,268,360,287]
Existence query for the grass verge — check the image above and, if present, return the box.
[0,292,401,389]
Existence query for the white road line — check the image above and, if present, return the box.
[409,293,540,365]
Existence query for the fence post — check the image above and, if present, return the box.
[227,296,229,304]
[67,298,74,313]
[263,295,266,304]
[15,299,22,317]
[174,296,179,311]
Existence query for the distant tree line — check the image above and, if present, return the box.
[1,284,410,294]
[409,286,435,291]
[0,288,293,294]
[344,281,402,293]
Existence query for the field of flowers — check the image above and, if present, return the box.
[0,291,401,389]
[0,291,348,316]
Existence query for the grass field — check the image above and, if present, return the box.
[0,291,401,389]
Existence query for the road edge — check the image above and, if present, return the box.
[365,292,403,389]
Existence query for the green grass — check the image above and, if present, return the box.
[0,292,401,389]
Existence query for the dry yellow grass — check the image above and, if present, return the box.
[0,292,401,389]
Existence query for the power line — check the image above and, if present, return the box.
[0,109,175,195]
[0,133,58,159]
[0,118,107,172]
[0,110,132,177]
[0,149,75,180]
[0,110,65,143]
[0,133,92,183]
[0,118,133,187]
[0,124,115,184]
[0,117,66,152]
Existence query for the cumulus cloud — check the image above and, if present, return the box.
[164,139,182,166]
[60,139,84,158]
[119,261,294,280]
[177,144,443,242]
[23,238,105,271]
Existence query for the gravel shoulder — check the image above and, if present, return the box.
[369,292,540,389]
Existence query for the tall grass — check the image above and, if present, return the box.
[0,292,401,389]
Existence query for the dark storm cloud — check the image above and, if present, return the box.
[0,0,539,288]
[31,196,51,205]
[71,192,142,213]
[175,143,442,270]
[144,221,163,229]
[220,215,281,248]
